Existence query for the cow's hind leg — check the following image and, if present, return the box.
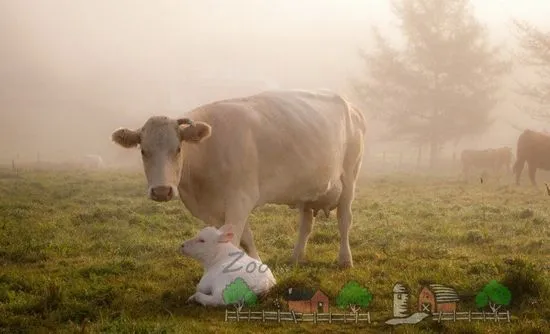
[291,205,314,264]
[528,163,537,187]
[337,144,364,268]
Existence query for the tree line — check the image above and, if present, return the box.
[351,0,550,167]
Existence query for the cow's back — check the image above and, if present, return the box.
[182,89,366,208]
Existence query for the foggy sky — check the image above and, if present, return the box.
[1,0,550,164]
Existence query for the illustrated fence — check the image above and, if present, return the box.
[432,311,511,323]
[225,309,371,324]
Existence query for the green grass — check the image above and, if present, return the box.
[0,168,549,333]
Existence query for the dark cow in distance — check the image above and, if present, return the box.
[513,129,550,186]
[461,147,512,181]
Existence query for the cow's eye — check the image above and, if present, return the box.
[176,147,181,154]
[198,239,204,243]
[141,149,145,156]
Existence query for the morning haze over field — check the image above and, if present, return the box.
[1,1,550,333]
[2,0,550,166]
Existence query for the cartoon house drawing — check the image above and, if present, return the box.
[284,288,330,313]
[418,284,460,313]
[393,282,410,317]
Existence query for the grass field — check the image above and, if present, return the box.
[0,168,549,333]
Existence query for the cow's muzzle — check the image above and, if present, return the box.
[150,185,174,202]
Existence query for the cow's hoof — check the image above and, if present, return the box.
[338,260,353,268]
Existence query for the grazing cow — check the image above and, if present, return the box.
[461,147,512,181]
[513,129,550,186]
[111,89,367,268]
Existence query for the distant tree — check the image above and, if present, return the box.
[352,0,510,167]
[512,20,550,121]
[475,280,512,313]
[222,277,257,312]
[336,280,373,314]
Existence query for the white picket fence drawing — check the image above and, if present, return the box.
[225,309,371,324]
[432,310,511,323]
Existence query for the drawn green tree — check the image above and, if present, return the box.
[475,280,512,313]
[336,280,373,314]
[222,277,257,312]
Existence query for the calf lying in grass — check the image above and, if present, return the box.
[180,224,276,307]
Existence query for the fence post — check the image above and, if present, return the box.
[262,310,265,322]
[495,310,499,322]
[355,311,358,323]
[482,310,485,321]
[329,312,332,324]
[225,309,228,322]
[343,312,346,323]
[291,310,297,324]
[248,309,251,322]
[368,312,371,324]
[438,312,442,323]
[277,309,280,323]
[468,310,471,322]
[314,312,317,324]
[236,308,240,322]
[453,310,456,322]
[506,310,510,322]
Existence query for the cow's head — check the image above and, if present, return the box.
[111,116,212,201]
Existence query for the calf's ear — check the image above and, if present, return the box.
[179,121,212,143]
[218,224,234,243]
[112,128,141,148]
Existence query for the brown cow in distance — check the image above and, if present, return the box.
[461,147,512,181]
[513,129,550,186]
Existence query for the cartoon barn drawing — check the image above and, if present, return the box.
[393,282,410,317]
[418,284,460,313]
[284,288,330,313]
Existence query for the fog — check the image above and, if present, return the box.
[1,0,550,169]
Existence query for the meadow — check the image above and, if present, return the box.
[0,166,549,333]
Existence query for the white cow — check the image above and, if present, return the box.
[111,89,367,267]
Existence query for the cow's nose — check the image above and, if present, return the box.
[151,186,173,201]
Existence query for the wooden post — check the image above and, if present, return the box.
[355,312,358,323]
[314,312,317,324]
[225,309,228,322]
[329,312,332,324]
[291,310,297,324]
[495,311,499,322]
[367,312,371,324]
[506,310,510,322]
[482,310,485,321]
[468,311,471,322]
[262,310,265,322]
[236,309,240,322]
[438,312,442,323]
[453,310,456,322]
[277,309,280,323]
[248,309,251,322]
[343,312,346,323]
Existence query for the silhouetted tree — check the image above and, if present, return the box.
[513,20,550,121]
[352,0,509,167]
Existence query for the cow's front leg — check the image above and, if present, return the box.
[240,222,260,261]
[224,194,258,260]
[292,205,314,264]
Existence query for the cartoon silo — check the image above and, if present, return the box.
[393,282,410,318]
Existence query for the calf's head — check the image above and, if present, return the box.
[180,224,235,265]
[111,116,211,201]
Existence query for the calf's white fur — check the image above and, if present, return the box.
[180,224,276,306]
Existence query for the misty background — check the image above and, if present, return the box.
[1,0,550,170]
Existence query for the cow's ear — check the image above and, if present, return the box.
[112,128,141,148]
[179,121,212,143]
